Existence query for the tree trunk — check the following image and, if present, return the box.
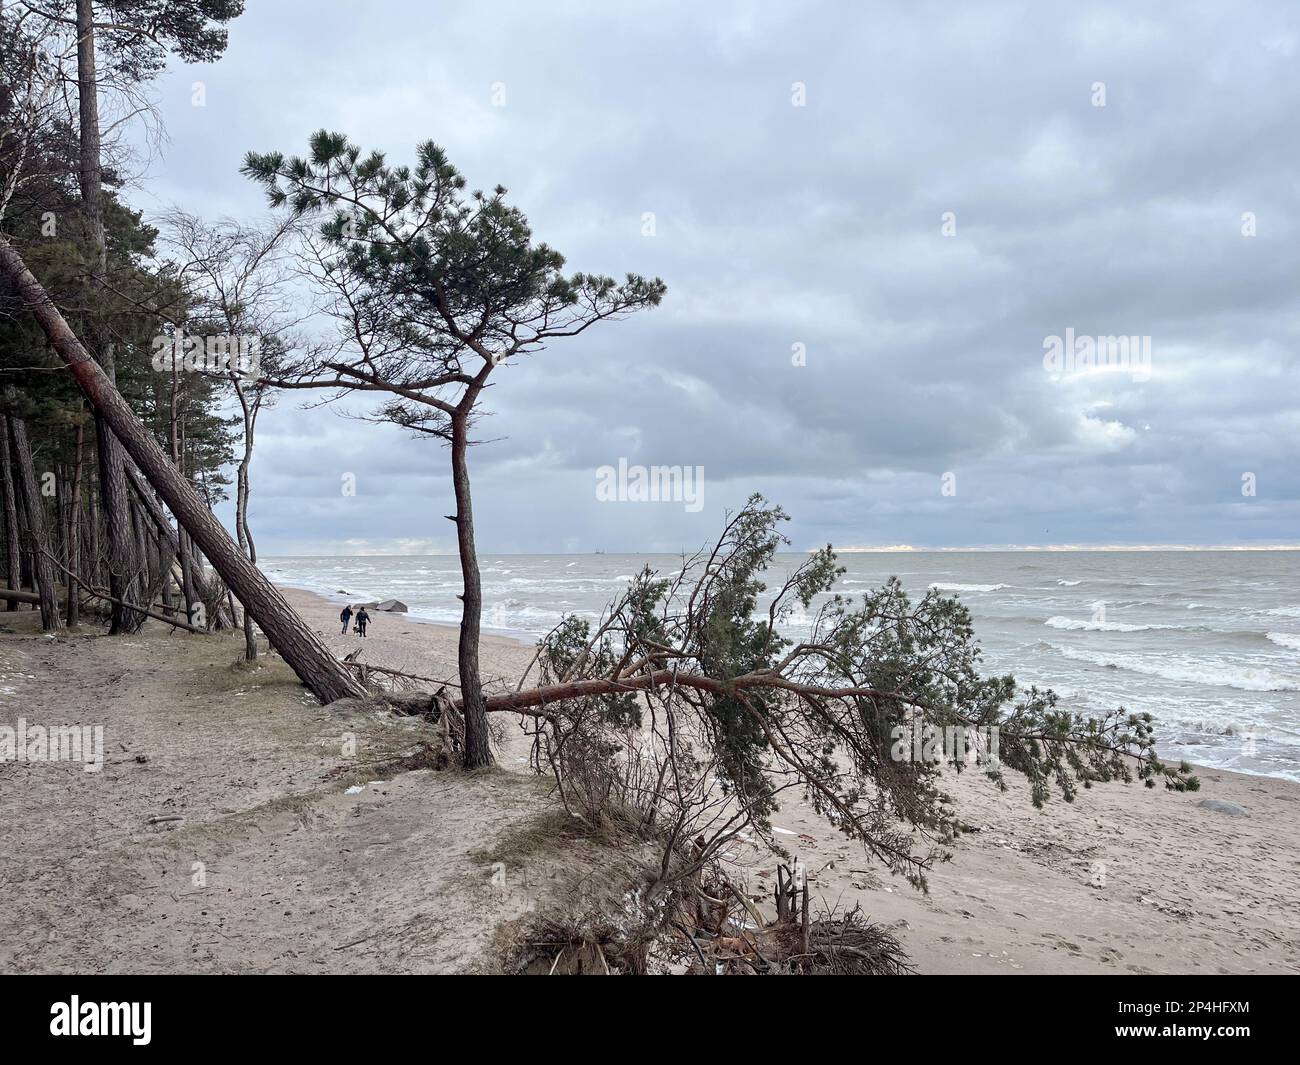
[65,419,84,625]
[96,412,143,631]
[76,0,143,635]
[6,412,60,630]
[451,416,492,767]
[167,364,200,626]
[234,383,258,660]
[125,467,178,617]
[87,486,100,589]
[0,417,21,611]
[0,238,365,703]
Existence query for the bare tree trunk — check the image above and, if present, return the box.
[65,419,84,625]
[233,382,258,660]
[74,0,105,266]
[130,499,161,604]
[87,485,100,590]
[0,416,21,611]
[451,416,492,767]
[6,412,60,630]
[75,0,142,634]
[126,469,177,617]
[0,238,365,703]
[96,404,143,631]
[166,365,201,626]
[125,462,178,552]
[55,463,68,569]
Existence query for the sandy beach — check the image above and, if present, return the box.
[3,585,1297,974]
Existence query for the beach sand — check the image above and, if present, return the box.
[3,583,1297,974]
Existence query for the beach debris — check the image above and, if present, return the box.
[1197,798,1249,817]
[146,815,184,825]
[504,864,912,976]
[1138,894,1196,920]
[344,785,365,795]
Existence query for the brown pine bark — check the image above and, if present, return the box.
[0,417,21,611]
[450,415,492,768]
[0,237,364,703]
[6,412,60,630]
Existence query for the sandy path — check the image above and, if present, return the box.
[0,610,568,973]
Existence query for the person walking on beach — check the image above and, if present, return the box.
[355,606,370,638]
[340,604,353,635]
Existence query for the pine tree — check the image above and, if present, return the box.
[243,134,665,767]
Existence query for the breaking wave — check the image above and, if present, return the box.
[1056,645,1300,692]
[1044,616,1175,632]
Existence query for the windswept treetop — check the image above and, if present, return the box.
[14,0,244,77]
[241,132,665,431]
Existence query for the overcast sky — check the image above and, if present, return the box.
[124,0,1300,554]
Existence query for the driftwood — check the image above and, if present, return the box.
[341,660,461,689]
[0,587,41,606]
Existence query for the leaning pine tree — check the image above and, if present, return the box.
[242,133,665,768]
[0,235,365,704]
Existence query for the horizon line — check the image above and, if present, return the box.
[261,543,1300,557]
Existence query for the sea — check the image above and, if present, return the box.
[263,551,1300,783]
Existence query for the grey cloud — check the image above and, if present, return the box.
[133,0,1300,552]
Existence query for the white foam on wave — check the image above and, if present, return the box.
[1267,632,1300,651]
[1270,606,1300,618]
[1044,616,1175,632]
[930,582,1009,593]
[1057,579,1082,586]
[1056,645,1300,692]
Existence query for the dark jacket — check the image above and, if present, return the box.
[340,607,353,621]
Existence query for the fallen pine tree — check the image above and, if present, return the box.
[388,495,1198,896]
